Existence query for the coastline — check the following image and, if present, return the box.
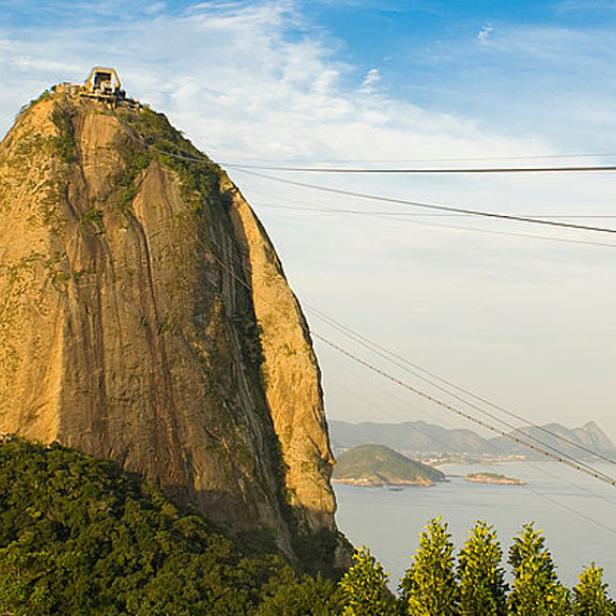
[332,477,435,488]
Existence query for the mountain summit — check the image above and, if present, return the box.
[0,74,346,568]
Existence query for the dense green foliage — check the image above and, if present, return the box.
[399,516,459,615]
[395,519,613,615]
[508,523,570,615]
[338,547,397,616]
[0,438,318,615]
[332,444,445,485]
[572,564,616,616]
[0,440,614,615]
[256,572,343,616]
[458,522,507,616]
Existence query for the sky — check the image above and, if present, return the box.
[0,0,615,438]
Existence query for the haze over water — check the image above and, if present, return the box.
[335,461,616,591]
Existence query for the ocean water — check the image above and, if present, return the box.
[334,461,616,591]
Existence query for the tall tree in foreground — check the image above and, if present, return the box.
[338,547,396,616]
[457,521,507,616]
[508,523,570,616]
[572,563,616,616]
[399,516,458,616]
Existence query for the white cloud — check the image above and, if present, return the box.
[477,24,493,43]
[360,67,381,90]
[0,2,551,163]
[145,1,166,14]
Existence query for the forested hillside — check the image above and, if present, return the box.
[0,437,340,615]
[1,437,612,614]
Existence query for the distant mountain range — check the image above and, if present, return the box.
[329,419,616,462]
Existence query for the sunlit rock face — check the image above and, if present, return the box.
[0,89,348,568]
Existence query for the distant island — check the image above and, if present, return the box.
[465,472,525,485]
[332,444,446,487]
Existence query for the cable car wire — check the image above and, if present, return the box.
[254,202,616,249]
[142,142,616,234]
[313,333,616,488]
[229,168,616,234]
[203,239,616,489]
[216,151,616,164]
[323,343,616,530]
[306,304,616,468]
[223,162,616,174]
[203,230,616,472]
[139,137,616,480]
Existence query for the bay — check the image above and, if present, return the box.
[334,460,616,590]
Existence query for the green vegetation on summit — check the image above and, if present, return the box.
[332,444,445,487]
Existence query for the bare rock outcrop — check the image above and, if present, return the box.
[0,90,347,568]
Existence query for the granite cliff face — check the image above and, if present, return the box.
[0,89,345,567]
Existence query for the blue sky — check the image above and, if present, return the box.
[4,0,616,142]
[1,0,615,436]
[2,1,616,150]
[304,0,616,149]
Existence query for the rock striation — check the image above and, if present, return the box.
[0,88,347,568]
